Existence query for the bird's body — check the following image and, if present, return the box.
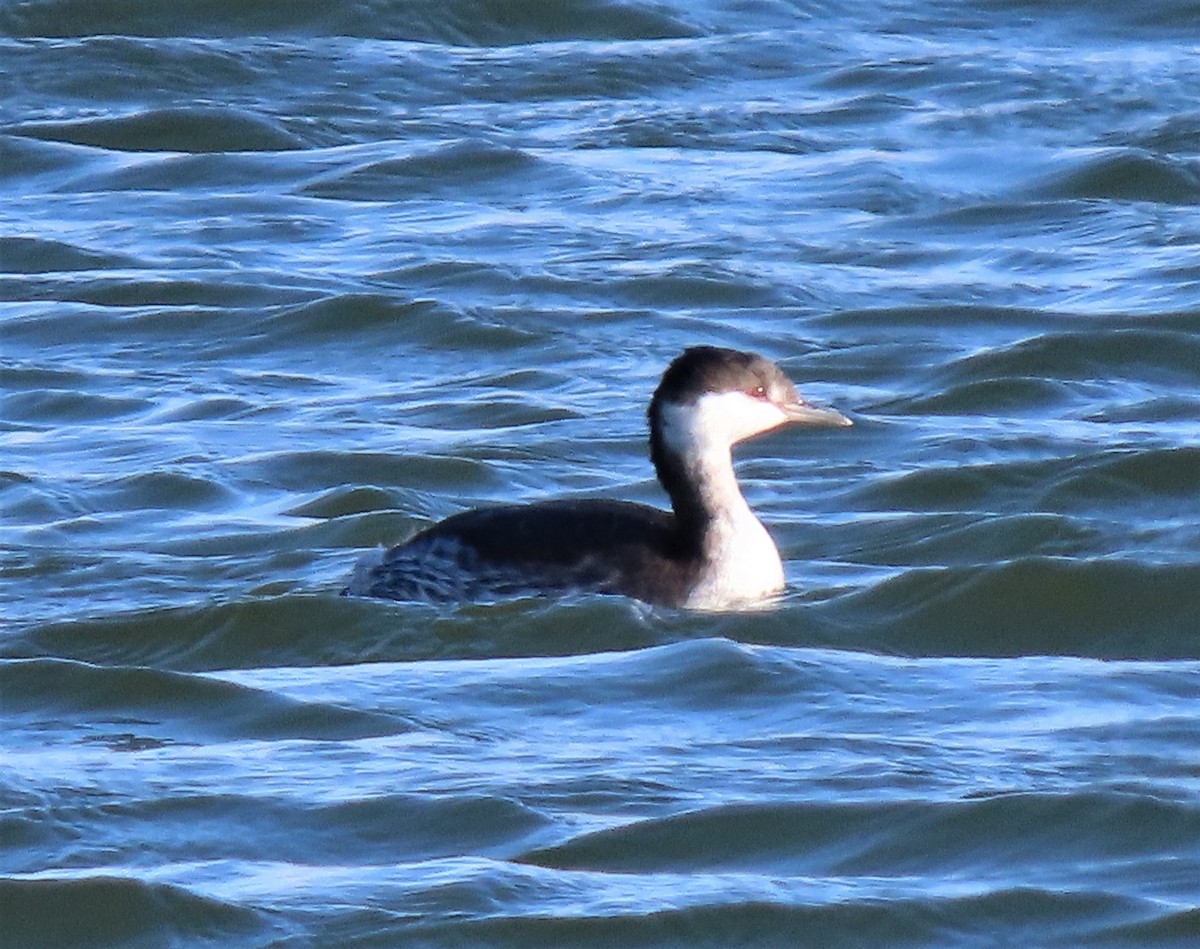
[344,346,850,610]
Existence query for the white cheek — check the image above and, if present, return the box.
[660,391,787,453]
[657,388,787,455]
[694,391,787,444]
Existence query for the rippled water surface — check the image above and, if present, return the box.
[3,1,1200,946]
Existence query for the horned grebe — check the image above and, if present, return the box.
[343,346,851,610]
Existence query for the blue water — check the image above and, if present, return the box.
[3,1,1200,946]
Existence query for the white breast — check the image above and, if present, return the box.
[683,505,786,611]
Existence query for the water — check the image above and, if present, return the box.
[3,0,1200,945]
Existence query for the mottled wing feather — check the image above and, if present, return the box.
[348,500,696,606]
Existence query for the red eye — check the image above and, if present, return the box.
[749,385,768,399]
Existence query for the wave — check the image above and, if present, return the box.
[9,546,1200,671]
[300,139,574,202]
[1,0,699,45]
[1033,148,1200,206]
[0,657,408,741]
[6,791,547,873]
[1,594,671,670]
[984,0,1200,37]
[945,325,1200,386]
[390,882,1174,949]
[0,134,94,185]
[850,311,1200,420]
[0,236,137,274]
[11,107,302,154]
[818,557,1200,658]
[0,875,269,949]
[518,791,1200,875]
[0,387,148,425]
[856,447,1200,514]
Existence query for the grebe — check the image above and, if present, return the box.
[343,346,851,610]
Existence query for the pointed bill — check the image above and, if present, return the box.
[781,401,852,427]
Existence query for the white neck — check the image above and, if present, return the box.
[657,395,787,609]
